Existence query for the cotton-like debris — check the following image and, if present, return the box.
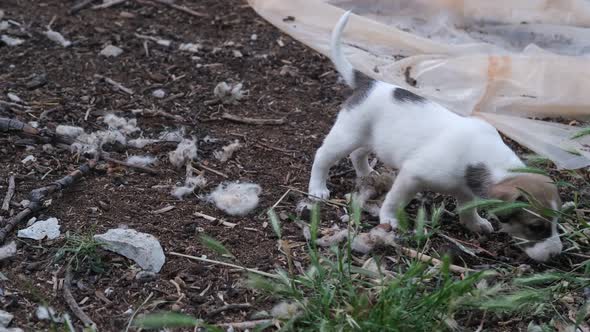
[71,130,127,155]
[213,81,245,104]
[35,306,61,323]
[127,138,159,148]
[159,129,184,143]
[316,224,395,254]
[152,89,166,98]
[172,175,207,199]
[270,301,303,319]
[208,182,261,216]
[1,34,24,46]
[56,125,84,138]
[213,140,242,162]
[104,114,139,135]
[179,43,202,53]
[126,155,156,167]
[169,138,197,168]
[100,45,123,57]
[28,121,38,128]
[44,30,71,47]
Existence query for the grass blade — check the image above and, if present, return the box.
[199,234,235,259]
[267,209,282,239]
[133,312,201,329]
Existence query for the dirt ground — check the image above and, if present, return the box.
[0,1,588,331]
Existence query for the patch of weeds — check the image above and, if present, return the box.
[54,232,105,274]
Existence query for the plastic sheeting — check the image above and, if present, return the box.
[248,0,590,169]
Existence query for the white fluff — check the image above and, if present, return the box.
[7,92,22,103]
[179,43,201,53]
[169,138,197,168]
[126,155,156,167]
[128,138,159,148]
[159,129,184,142]
[208,182,261,216]
[213,82,245,104]
[104,114,139,135]
[44,30,71,47]
[71,130,126,155]
[1,34,24,46]
[56,125,85,138]
[213,140,242,162]
[172,175,207,199]
[270,301,302,319]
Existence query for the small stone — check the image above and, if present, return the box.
[250,34,257,41]
[42,144,54,153]
[17,218,61,240]
[135,271,158,282]
[178,43,201,53]
[6,93,21,103]
[120,11,136,18]
[0,241,16,261]
[0,309,13,327]
[100,45,123,57]
[151,89,166,98]
[1,35,24,46]
[20,155,36,164]
[232,50,243,58]
[94,228,165,272]
[0,21,9,31]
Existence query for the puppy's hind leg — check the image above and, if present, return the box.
[350,147,373,178]
[378,169,420,227]
[309,118,364,200]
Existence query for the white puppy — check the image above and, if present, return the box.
[308,11,563,262]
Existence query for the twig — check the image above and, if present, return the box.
[279,185,347,208]
[125,292,154,332]
[92,0,126,9]
[394,245,475,274]
[217,319,277,329]
[2,176,15,211]
[0,117,73,145]
[194,162,228,178]
[94,74,134,95]
[102,155,159,175]
[222,113,285,126]
[64,268,97,328]
[255,142,298,154]
[170,252,279,279]
[193,211,236,228]
[0,159,97,244]
[207,303,251,318]
[150,0,208,17]
[68,0,96,14]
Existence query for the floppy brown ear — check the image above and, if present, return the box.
[488,180,520,202]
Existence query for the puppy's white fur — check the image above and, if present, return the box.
[309,11,562,262]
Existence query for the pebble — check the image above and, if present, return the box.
[100,45,123,57]
[151,89,166,98]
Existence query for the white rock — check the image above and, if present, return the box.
[17,218,60,240]
[100,45,123,57]
[0,21,9,31]
[44,30,71,47]
[250,34,257,41]
[1,35,24,46]
[232,50,243,58]
[0,310,13,327]
[6,93,21,103]
[94,228,165,272]
[126,155,156,167]
[0,10,4,21]
[20,155,36,164]
[0,241,16,261]
[152,89,166,98]
[178,43,201,53]
[35,306,61,322]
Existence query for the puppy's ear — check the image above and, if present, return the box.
[488,180,520,202]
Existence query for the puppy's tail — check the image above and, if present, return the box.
[331,10,356,88]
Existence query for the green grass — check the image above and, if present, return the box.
[134,197,589,331]
[54,232,105,274]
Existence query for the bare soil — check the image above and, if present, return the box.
[0,1,588,331]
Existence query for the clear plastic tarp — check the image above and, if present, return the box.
[249,0,590,169]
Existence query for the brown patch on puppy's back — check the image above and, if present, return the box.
[465,163,491,197]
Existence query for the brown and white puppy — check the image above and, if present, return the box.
[308,11,563,262]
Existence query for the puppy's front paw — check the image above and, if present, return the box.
[379,216,399,229]
[309,187,330,200]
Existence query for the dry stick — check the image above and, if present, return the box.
[1,176,15,211]
[92,0,126,9]
[221,113,285,126]
[279,185,348,208]
[0,159,97,244]
[68,0,96,14]
[102,155,159,175]
[217,319,277,329]
[393,245,475,274]
[64,268,97,328]
[193,211,236,228]
[170,252,279,279]
[194,162,228,178]
[94,74,134,95]
[207,303,251,318]
[0,117,73,145]
[149,0,208,17]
